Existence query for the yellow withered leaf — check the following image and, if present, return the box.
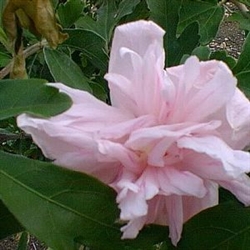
[2,0,68,78]
[3,0,68,49]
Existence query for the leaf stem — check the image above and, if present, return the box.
[0,40,48,80]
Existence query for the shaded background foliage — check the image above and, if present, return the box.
[0,0,250,249]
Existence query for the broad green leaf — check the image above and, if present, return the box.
[0,151,122,250]
[0,200,23,239]
[233,33,250,98]
[0,151,173,250]
[57,0,84,27]
[170,22,199,66]
[147,0,199,66]
[228,12,250,31]
[122,0,150,23]
[234,72,250,98]
[192,46,211,61]
[96,0,118,42]
[97,0,141,42]
[63,29,108,72]
[233,33,250,74]
[115,0,141,21]
[75,15,103,37]
[44,48,92,93]
[178,0,224,45]
[146,0,180,66]
[180,46,211,64]
[0,79,72,120]
[76,0,141,43]
[210,50,237,69]
[168,201,250,250]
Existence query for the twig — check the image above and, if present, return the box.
[0,132,31,143]
[0,39,48,79]
[230,0,250,19]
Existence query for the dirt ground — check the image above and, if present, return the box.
[0,3,246,250]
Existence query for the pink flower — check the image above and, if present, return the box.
[17,20,250,245]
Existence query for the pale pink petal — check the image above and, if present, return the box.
[108,20,165,77]
[218,174,250,205]
[178,135,250,176]
[97,140,140,173]
[182,181,218,221]
[226,88,250,148]
[118,190,148,220]
[166,58,237,123]
[158,168,206,197]
[121,216,147,239]
[106,20,168,118]
[165,195,183,246]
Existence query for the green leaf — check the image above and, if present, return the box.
[0,151,175,250]
[0,79,72,120]
[0,200,23,239]
[0,27,9,51]
[234,71,250,98]
[57,0,84,27]
[210,50,237,69]
[170,22,200,66]
[75,15,103,36]
[0,51,11,67]
[192,46,211,61]
[44,48,92,93]
[0,151,123,250]
[146,0,180,66]
[0,151,176,250]
[63,29,108,72]
[76,0,141,43]
[228,12,250,31]
[171,201,250,250]
[122,0,150,23]
[96,0,118,42]
[178,0,224,45]
[147,0,199,66]
[233,33,250,98]
[115,0,141,21]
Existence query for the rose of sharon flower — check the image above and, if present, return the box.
[17,20,250,245]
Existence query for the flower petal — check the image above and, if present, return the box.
[178,135,250,176]
[106,20,168,118]
[108,20,165,77]
[226,88,250,149]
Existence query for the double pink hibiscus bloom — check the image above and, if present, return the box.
[18,21,250,245]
